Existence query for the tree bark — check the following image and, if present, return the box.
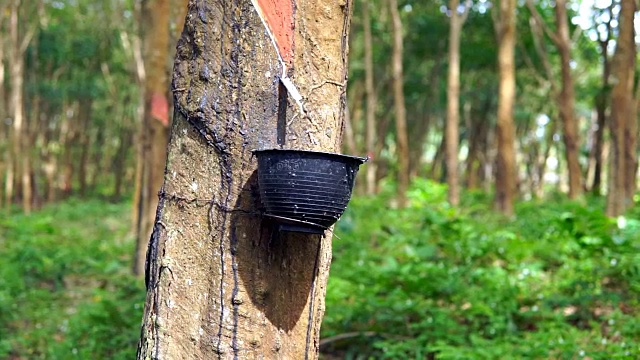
[363,0,377,196]
[133,0,184,276]
[5,2,17,207]
[445,0,470,206]
[625,62,638,203]
[389,0,409,207]
[8,0,28,212]
[554,0,582,199]
[137,0,353,358]
[526,0,582,199]
[590,5,613,195]
[0,4,7,209]
[343,81,362,156]
[493,0,517,216]
[591,62,609,195]
[606,0,636,216]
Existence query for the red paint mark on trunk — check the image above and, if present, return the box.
[150,92,169,127]
[255,0,294,65]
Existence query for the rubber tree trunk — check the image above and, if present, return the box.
[629,75,640,202]
[445,0,464,206]
[132,0,186,276]
[0,7,6,209]
[590,35,611,195]
[591,63,609,194]
[607,0,636,216]
[363,0,377,196]
[389,0,409,207]
[625,58,639,202]
[343,81,361,156]
[8,0,30,212]
[493,0,517,216]
[136,0,353,358]
[554,0,582,199]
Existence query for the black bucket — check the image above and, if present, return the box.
[253,149,367,234]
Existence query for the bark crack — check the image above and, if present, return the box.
[229,1,243,358]
[158,191,258,216]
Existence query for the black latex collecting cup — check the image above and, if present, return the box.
[253,149,367,233]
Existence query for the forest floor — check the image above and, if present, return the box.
[1,181,639,359]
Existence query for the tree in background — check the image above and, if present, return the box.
[0,4,5,208]
[0,0,152,211]
[363,0,377,196]
[137,0,353,357]
[389,0,409,207]
[0,0,635,220]
[588,2,615,195]
[6,0,37,213]
[445,0,471,207]
[132,0,188,276]
[493,0,517,216]
[526,0,582,199]
[607,0,637,216]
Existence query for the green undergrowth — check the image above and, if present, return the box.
[2,184,639,359]
[0,199,144,359]
[324,179,640,359]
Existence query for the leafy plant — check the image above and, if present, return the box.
[0,199,144,359]
[323,181,640,359]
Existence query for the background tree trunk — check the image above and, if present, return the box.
[554,0,582,199]
[0,4,7,209]
[445,0,470,206]
[591,67,608,195]
[137,0,353,358]
[625,62,638,202]
[343,81,361,156]
[8,0,34,213]
[8,0,21,210]
[526,0,582,199]
[493,0,517,216]
[606,0,636,216]
[590,6,613,195]
[363,0,377,196]
[132,0,186,276]
[389,0,409,207]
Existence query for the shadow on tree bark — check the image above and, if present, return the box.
[231,170,322,333]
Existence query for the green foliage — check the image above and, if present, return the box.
[0,200,144,359]
[3,191,640,359]
[323,181,640,359]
